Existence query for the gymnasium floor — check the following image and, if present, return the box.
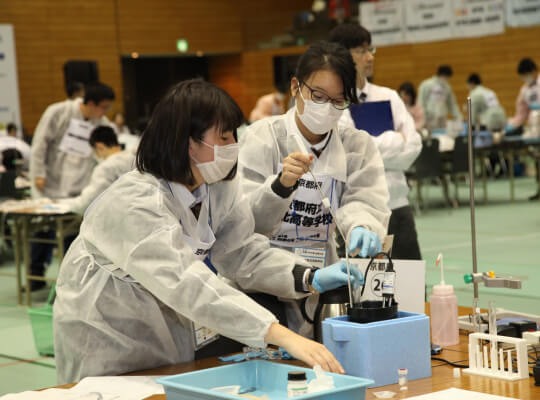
[0,176,538,395]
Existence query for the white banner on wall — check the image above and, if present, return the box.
[505,0,540,27]
[360,0,405,47]
[0,25,22,137]
[404,0,454,43]
[452,0,505,38]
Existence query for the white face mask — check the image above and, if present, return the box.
[192,140,239,184]
[296,88,344,135]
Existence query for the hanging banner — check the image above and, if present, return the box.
[505,0,540,27]
[0,25,22,138]
[404,0,454,43]
[452,0,505,38]
[359,0,405,47]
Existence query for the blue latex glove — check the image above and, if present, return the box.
[347,227,382,258]
[505,123,515,134]
[529,103,540,111]
[312,260,364,293]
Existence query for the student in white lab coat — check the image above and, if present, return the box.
[418,65,462,131]
[28,82,116,291]
[507,58,540,134]
[53,79,354,384]
[0,123,31,170]
[466,73,506,132]
[329,23,422,260]
[239,41,390,335]
[58,125,135,215]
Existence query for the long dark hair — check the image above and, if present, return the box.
[136,79,244,184]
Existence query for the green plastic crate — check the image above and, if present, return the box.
[27,285,55,356]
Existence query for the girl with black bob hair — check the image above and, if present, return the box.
[239,41,390,337]
[136,79,243,184]
[54,78,349,384]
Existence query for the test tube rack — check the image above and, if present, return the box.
[463,332,529,381]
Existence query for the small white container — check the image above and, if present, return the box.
[287,371,308,398]
[398,368,408,391]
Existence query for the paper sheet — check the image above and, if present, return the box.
[0,376,165,400]
[406,387,518,400]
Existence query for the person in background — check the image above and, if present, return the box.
[112,112,140,151]
[239,41,390,336]
[0,123,31,170]
[57,126,135,215]
[28,82,115,291]
[53,79,350,384]
[66,81,85,100]
[330,23,422,261]
[249,84,289,123]
[507,58,540,135]
[398,82,425,132]
[466,73,506,132]
[418,65,462,131]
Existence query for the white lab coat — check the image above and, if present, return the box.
[30,99,109,199]
[340,82,422,211]
[0,136,31,169]
[418,76,462,130]
[239,108,390,262]
[469,85,506,132]
[59,150,136,215]
[53,170,311,384]
[239,109,389,336]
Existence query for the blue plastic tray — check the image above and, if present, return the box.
[156,360,373,400]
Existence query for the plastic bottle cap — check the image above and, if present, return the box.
[432,283,454,295]
[464,274,473,284]
[288,371,307,381]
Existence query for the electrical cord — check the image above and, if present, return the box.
[431,357,469,368]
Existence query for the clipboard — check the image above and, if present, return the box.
[349,100,394,136]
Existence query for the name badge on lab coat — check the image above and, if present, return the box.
[59,118,94,157]
[182,214,220,350]
[270,166,336,250]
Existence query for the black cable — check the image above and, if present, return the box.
[431,357,469,368]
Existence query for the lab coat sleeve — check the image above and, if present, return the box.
[116,204,278,348]
[336,128,391,242]
[417,80,430,113]
[372,92,422,172]
[238,119,296,237]
[60,162,113,214]
[508,86,530,128]
[210,179,310,300]
[470,92,484,128]
[30,105,58,178]
[448,88,463,121]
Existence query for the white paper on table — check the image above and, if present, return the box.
[0,376,165,400]
[405,387,519,400]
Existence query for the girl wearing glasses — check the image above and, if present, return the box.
[238,41,390,336]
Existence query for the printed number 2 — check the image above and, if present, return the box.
[373,279,381,292]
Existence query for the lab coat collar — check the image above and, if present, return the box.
[167,181,208,209]
[284,108,347,183]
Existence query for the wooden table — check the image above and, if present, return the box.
[117,306,539,399]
